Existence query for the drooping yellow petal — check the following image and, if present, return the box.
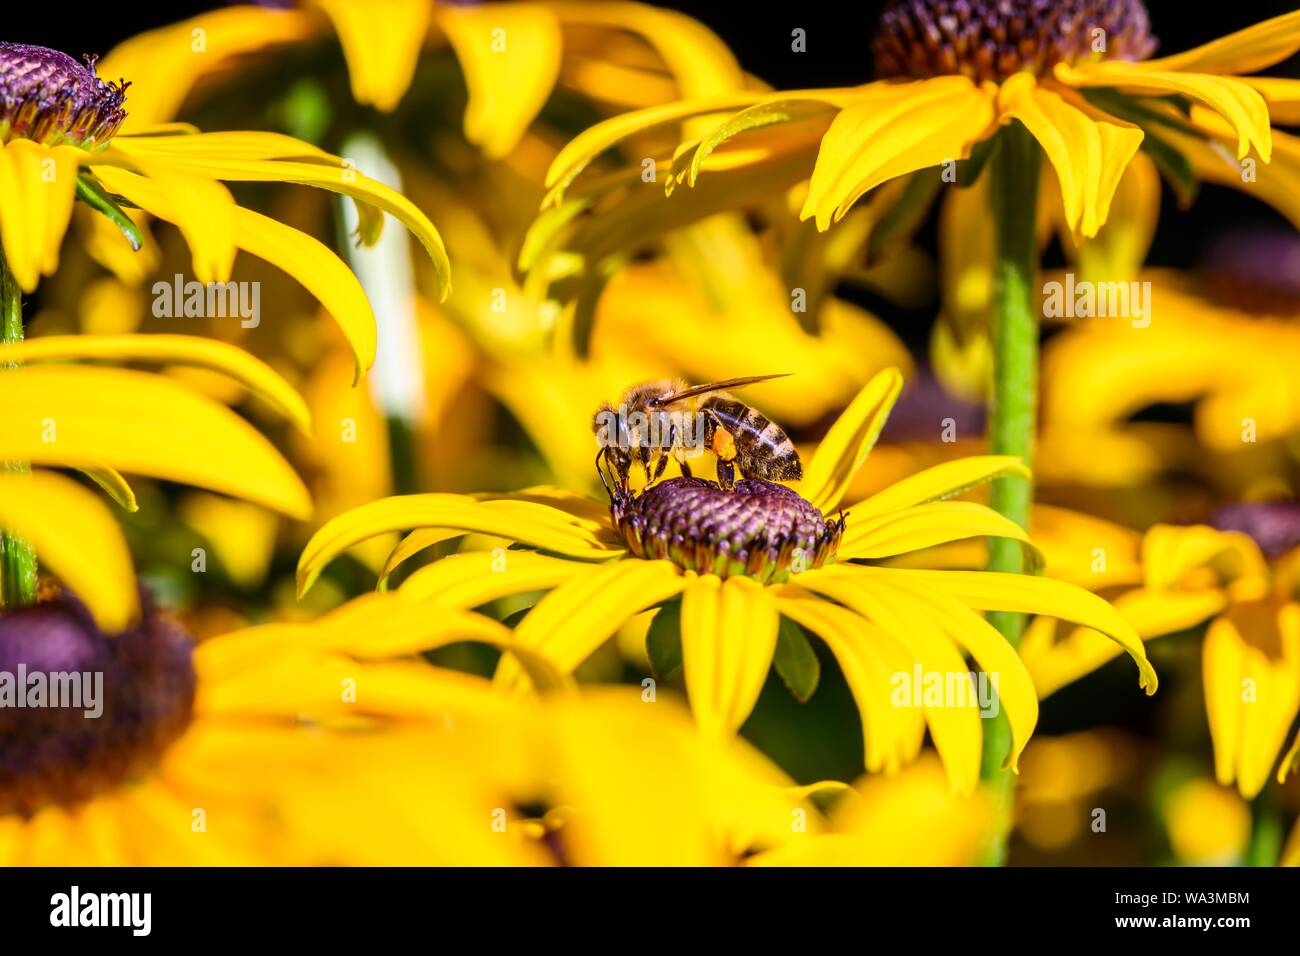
[863,566,1157,693]
[399,549,590,607]
[850,455,1031,517]
[0,141,80,291]
[0,471,137,631]
[437,2,563,159]
[297,494,619,596]
[97,138,452,299]
[688,96,846,187]
[801,77,996,229]
[838,500,1040,567]
[1066,150,1160,282]
[799,366,903,513]
[794,569,983,791]
[1204,608,1300,799]
[550,1,744,98]
[231,205,378,382]
[542,92,765,203]
[78,466,138,512]
[91,160,236,284]
[0,334,311,433]
[886,577,1040,772]
[1141,524,1268,594]
[1133,9,1300,76]
[1056,63,1271,162]
[495,559,686,691]
[679,575,779,740]
[0,365,311,518]
[776,590,914,775]
[99,7,317,131]
[1022,587,1227,698]
[998,74,1143,238]
[1241,77,1300,125]
[312,0,430,111]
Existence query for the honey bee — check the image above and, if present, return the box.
[593,374,802,493]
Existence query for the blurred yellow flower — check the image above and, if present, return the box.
[1021,512,1300,799]
[0,590,564,865]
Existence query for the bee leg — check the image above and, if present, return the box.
[716,459,735,491]
[595,449,611,498]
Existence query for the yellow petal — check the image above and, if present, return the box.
[550,1,744,98]
[0,141,80,291]
[1022,587,1226,698]
[0,365,311,518]
[998,75,1143,238]
[1135,10,1300,76]
[78,466,138,512]
[297,494,619,595]
[231,205,377,382]
[0,334,311,433]
[542,92,764,203]
[801,77,995,230]
[399,549,590,607]
[689,96,845,186]
[92,160,236,284]
[850,455,1031,517]
[312,0,431,111]
[1241,77,1300,125]
[794,569,984,791]
[799,366,904,513]
[437,2,562,159]
[0,471,137,631]
[99,7,317,131]
[838,500,1041,568]
[864,566,1157,693]
[776,590,915,775]
[679,575,779,740]
[496,559,686,691]
[98,138,451,300]
[1056,63,1271,162]
[1066,150,1160,282]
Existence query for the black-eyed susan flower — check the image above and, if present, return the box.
[543,3,1300,242]
[534,7,1300,712]
[0,40,449,377]
[297,368,1157,794]
[1019,511,1300,800]
[0,588,568,864]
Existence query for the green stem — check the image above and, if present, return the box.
[978,121,1042,866]
[1,250,38,610]
[1245,788,1283,867]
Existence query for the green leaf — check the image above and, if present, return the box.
[955,137,996,189]
[75,173,143,251]
[773,616,821,703]
[645,597,683,679]
[1138,130,1200,208]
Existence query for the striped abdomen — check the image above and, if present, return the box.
[703,397,802,481]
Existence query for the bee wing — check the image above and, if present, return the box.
[651,374,792,406]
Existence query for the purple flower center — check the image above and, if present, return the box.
[609,477,845,584]
[0,42,128,148]
[1212,502,1300,560]
[873,0,1156,82]
[0,592,195,816]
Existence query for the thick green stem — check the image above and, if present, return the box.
[1,250,38,610]
[978,121,1042,866]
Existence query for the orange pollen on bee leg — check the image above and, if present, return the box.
[711,428,736,461]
